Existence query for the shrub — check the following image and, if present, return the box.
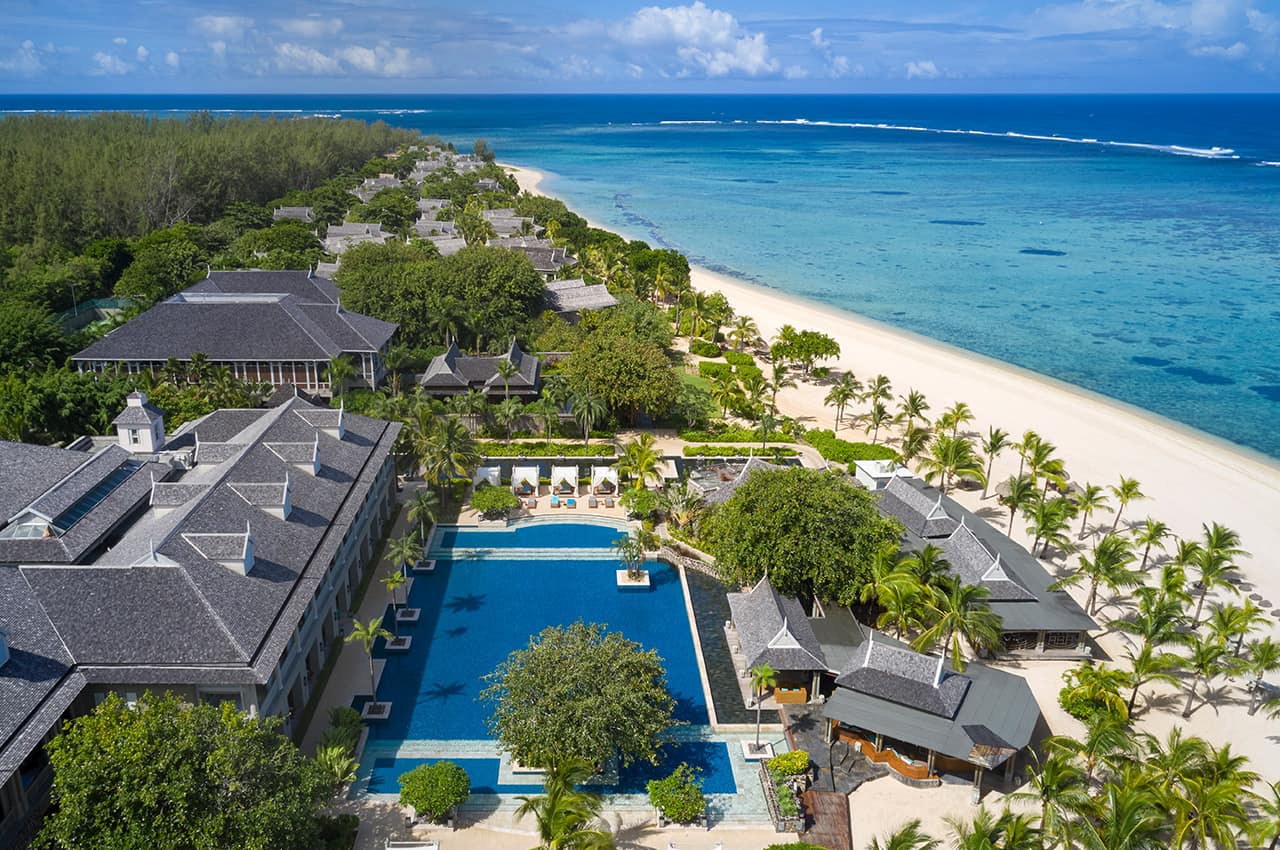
[471,485,521,519]
[683,445,798,458]
[805,429,899,464]
[621,487,660,520]
[774,781,799,817]
[723,351,754,368]
[315,744,358,789]
[473,440,615,457]
[316,814,360,850]
[679,427,794,444]
[321,706,364,756]
[767,750,810,778]
[399,761,471,823]
[689,338,722,358]
[647,763,706,824]
[697,361,733,381]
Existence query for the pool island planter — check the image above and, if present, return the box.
[385,636,413,652]
[411,559,436,574]
[616,569,651,589]
[759,760,807,833]
[396,607,422,626]
[742,741,775,760]
[655,807,708,830]
[361,701,392,721]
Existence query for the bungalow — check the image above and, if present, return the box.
[413,218,459,239]
[544,278,619,319]
[0,394,399,847]
[424,235,467,257]
[508,245,577,280]
[474,177,500,192]
[323,222,390,255]
[353,174,402,203]
[727,579,1040,797]
[272,206,314,223]
[416,198,449,218]
[71,270,397,396]
[490,236,554,250]
[875,475,1097,657]
[418,340,541,400]
[481,208,538,237]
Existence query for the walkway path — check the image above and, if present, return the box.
[801,789,853,850]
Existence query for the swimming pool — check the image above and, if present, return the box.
[359,519,739,800]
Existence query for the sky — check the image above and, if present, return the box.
[1,0,1277,93]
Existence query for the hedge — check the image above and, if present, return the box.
[697,361,733,381]
[683,445,798,457]
[689,338,723,358]
[474,441,615,457]
[680,427,795,444]
[804,429,899,464]
[723,351,755,367]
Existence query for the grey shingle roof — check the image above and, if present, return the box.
[29,445,134,519]
[425,235,466,256]
[834,633,970,718]
[544,278,619,314]
[726,579,827,671]
[698,455,782,505]
[876,476,958,538]
[490,236,554,249]
[273,206,314,222]
[938,522,1036,602]
[506,245,576,274]
[150,482,210,508]
[0,442,87,522]
[419,341,540,394]
[189,269,339,304]
[112,393,164,427]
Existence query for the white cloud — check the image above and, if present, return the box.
[1190,40,1249,58]
[905,59,940,79]
[195,15,254,40]
[135,45,149,62]
[831,55,853,76]
[209,40,227,58]
[165,51,180,68]
[91,52,130,75]
[627,62,645,77]
[113,36,128,45]
[613,2,779,76]
[278,18,344,38]
[810,27,829,49]
[783,64,809,79]
[274,42,342,74]
[0,40,44,76]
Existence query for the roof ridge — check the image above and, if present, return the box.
[277,296,340,357]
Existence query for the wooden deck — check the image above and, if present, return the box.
[801,789,852,850]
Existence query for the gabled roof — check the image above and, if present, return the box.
[727,578,827,672]
[188,269,339,304]
[834,630,970,718]
[273,206,313,221]
[544,278,619,314]
[112,392,164,427]
[876,475,959,538]
[938,521,1036,602]
[419,340,541,394]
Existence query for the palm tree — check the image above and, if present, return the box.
[1108,476,1145,532]
[1133,518,1170,570]
[327,354,357,399]
[709,373,744,418]
[1168,770,1257,850]
[1181,633,1227,718]
[380,570,407,638]
[1054,532,1141,616]
[979,427,1009,499]
[825,382,855,429]
[514,758,614,850]
[1013,430,1041,480]
[864,401,892,445]
[865,818,940,850]
[495,397,523,447]
[917,434,986,495]
[1110,584,1189,652]
[383,343,410,397]
[936,401,974,438]
[450,388,489,431]
[346,617,392,706]
[495,356,520,400]
[418,416,480,500]
[899,424,932,466]
[875,578,928,639]
[897,389,930,432]
[617,434,660,490]
[911,578,1001,671]
[749,663,778,752]
[740,371,768,419]
[766,362,797,414]
[903,543,951,587]
[998,474,1038,537]
[943,808,1003,850]
[669,276,692,331]
[1075,482,1111,539]
[1122,641,1180,715]
[387,532,422,577]
[728,315,759,351]
[1026,495,1077,559]
[1047,714,1135,782]
[682,289,710,338]
[1244,637,1280,715]
[862,374,893,410]
[1022,437,1063,491]
[1013,752,1089,849]
[1207,600,1266,656]
[525,397,559,449]
[1190,523,1245,626]
[1253,781,1280,850]
[659,481,704,531]
[1061,660,1131,719]
[407,489,439,540]
[1076,776,1165,850]
[613,534,644,580]
[571,392,607,447]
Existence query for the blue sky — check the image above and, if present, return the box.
[2,0,1277,93]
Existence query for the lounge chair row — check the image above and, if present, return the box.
[547,495,615,509]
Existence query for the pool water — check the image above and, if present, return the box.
[361,521,735,798]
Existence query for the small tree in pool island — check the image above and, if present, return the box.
[749,663,778,757]
[613,533,647,583]
[481,621,679,769]
[347,616,393,716]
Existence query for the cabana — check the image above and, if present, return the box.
[591,466,618,495]
[473,466,501,489]
[551,465,579,496]
[511,466,540,497]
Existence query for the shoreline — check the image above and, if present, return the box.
[505,160,1280,630]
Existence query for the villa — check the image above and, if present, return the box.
[418,340,541,400]
[0,393,399,848]
[424,235,467,256]
[481,208,538,237]
[323,221,391,254]
[352,174,403,203]
[413,218,459,239]
[474,177,501,192]
[272,206,314,223]
[874,476,1098,657]
[489,236,554,250]
[511,245,577,279]
[71,270,398,396]
[416,198,449,218]
[727,579,1041,795]
[543,278,619,319]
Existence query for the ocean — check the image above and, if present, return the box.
[4,93,1278,458]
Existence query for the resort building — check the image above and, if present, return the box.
[474,177,501,192]
[481,208,538,237]
[323,221,391,254]
[489,236,554,250]
[691,455,785,506]
[424,235,467,256]
[0,394,400,848]
[418,340,541,400]
[727,579,1041,794]
[544,278,619,319]
[514,245,577,279]
[71,270,397,396]
[875,476,1098,657]
[416,198,449,218]
[413,218,459,239]
[353,174,403,203]
[272,206,314,223]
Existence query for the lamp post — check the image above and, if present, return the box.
[69,282,79,317]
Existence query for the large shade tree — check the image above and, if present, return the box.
[701,467,903,605]
[481,621,677,770]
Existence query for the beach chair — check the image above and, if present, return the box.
[550,495,560,508]
[566,498,577,509]
[588,496,598,508]
[526,498,536,509]
[604,497,615,509]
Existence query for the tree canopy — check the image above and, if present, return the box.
[481,621,678,769]
[37,692,326,850]
[701,467,904,604]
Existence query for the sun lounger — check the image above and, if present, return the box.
[605,497,615,508]
[526,498,536,509]
[588,496,598,508]
[566,498,577,509]
[550,495,560,508]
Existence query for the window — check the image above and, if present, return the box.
[199,691,243,711]
[129,428,140,445]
